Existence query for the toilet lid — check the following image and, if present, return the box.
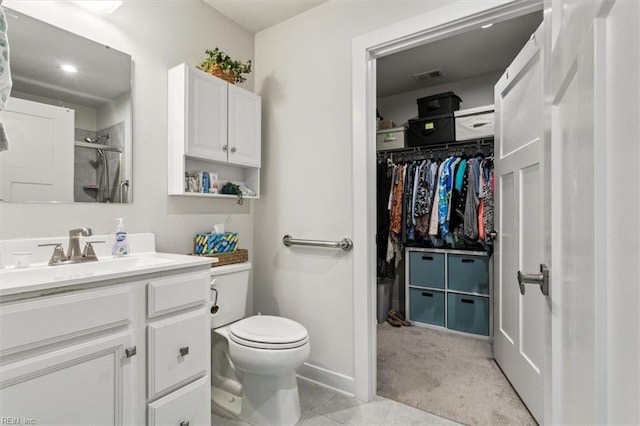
[229,315,308,349]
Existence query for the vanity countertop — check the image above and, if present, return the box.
[0,252,215,299]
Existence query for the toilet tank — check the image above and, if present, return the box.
[210,262,251,328]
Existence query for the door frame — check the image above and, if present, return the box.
[351,0,543,410]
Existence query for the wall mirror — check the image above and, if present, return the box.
[0,7,133,203]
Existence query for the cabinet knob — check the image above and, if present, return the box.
[230,146,237,153]
[222,145,228,152]
[125,346,137,358]
[180,421,190,426]
[179,346,190,357]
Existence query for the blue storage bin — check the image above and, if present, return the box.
[447,293,489,335]
[409,251,445,289]
[448,254,489,294]
[409,288,445,327]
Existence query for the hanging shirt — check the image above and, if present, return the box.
[482,159,495,241]
[438,157,456,236]
[390,164,404,234]
[404,163,416,241]
[449,159,467,232]
[428,161,446,236]
[463,159,480,240]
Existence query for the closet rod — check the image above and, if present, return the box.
[377,137,493,156]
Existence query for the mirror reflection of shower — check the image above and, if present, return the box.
[74,127,128,203]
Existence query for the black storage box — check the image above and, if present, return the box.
[417,92,462,118]
[407,114,455,147]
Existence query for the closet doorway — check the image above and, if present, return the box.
[354,2,544,425]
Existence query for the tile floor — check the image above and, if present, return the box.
[212,379,461,426]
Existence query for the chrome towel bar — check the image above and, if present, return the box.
[282,235,353,251]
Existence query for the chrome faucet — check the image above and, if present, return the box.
[67,228,93,260]
[38,228,104,266]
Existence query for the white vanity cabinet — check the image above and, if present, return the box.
[0,266,211,426]
[168,63,261,198]
[0,285,138,425]
[145,271,211,426]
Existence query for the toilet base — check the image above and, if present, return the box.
[211,386,242,418]
[240,371,301,426]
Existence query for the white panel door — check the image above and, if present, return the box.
[0,97,74,202]
[549,1,614,423]
[186,66,228,162]
[227,84,261,168]
[0,333,134,425]
[494,24,548,424]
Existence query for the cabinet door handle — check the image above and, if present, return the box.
[125,346,137,358]
[230,146,237,153]
[461,258,475,263]
[421,256,434,261]
[180,421,190,426]
[179,346,190,357]
[461,298,475,304]
[421,292,434,298]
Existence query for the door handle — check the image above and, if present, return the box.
[517,264,549,296]
[179,346,190,357]
[125,346,137,358]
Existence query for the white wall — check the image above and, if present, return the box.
[254,0,450,393]
[606,0,640,423]
[1,1,256,307]
[377,71,502,126]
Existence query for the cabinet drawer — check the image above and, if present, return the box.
[448,254,489,294]
[447,294,489,336]
[147,270,210,318]
[409,252,445,289]
[148,310,210,397]
[0,287,130,356]
[409,288,445,327]
[148,376,210,426]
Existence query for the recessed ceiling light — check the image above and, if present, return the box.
[75,1,123,14]
[61,64,78,73]
[481,23,494,29]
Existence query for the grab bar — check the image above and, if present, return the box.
[282,234,353,251]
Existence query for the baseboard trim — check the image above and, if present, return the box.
[296,362,356,397]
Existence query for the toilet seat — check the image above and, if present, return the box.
[229,315,309,350]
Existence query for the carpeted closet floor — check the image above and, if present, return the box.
[377,322,537,425]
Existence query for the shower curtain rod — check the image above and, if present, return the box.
[74,140,123,153]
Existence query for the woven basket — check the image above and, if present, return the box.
[193,248,248,267]
[206,64,235,84]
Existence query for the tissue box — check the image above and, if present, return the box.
[195,232,238,254]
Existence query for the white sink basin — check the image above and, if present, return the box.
[0,253,214,297]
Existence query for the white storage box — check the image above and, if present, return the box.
[376,127,406,150]
[454,105,494,141]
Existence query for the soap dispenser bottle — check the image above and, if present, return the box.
[112,217,129,257]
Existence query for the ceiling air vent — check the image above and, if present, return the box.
[413,68,444,83]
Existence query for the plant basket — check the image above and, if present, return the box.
[206,64,235,84]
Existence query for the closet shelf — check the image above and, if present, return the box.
[376,137,494,155]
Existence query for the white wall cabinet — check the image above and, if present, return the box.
[168,63,261,198]
[0,268,211,426]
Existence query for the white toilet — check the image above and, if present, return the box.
[210,262,310,426]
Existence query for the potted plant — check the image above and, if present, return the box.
[220,181,243,205]
[197,48,252,84]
